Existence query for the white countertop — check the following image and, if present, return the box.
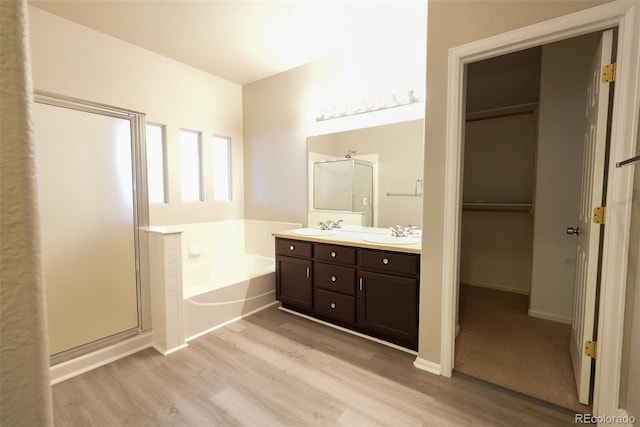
[272,226,421,254]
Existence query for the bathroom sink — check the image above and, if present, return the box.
[362,235,421,245]
[293,228,338,236]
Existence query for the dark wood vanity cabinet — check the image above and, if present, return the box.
[313,244,357,325]
[275,238,419,350]
[356,249,419,349]
[275,239,313,310]
[357,271,418,349]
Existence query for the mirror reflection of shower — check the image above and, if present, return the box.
[307,119,424,228]
[313,158,374,226]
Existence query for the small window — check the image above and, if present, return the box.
[145,123,166,203]
[212,136,232,201]
[179,129,202,202]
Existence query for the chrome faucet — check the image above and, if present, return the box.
[390,225,418,237]
[317,220,344,230]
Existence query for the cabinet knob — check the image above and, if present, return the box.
[330,251,336,257]
[289,245,295,251]
[330,302,336,309]
[382,258,389,265]
[331,275,337,282]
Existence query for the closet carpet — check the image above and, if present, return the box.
[454,285,589,413]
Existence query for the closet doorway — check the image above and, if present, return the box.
[453,30,610,412]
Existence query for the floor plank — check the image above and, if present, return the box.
[52,305,578,426]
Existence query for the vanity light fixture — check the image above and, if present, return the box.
[316,90,424,122]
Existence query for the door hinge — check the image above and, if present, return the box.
[602,63,616,83]
[585,340,597,358]
[593,206,606,224]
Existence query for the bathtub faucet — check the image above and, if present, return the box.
[317,220,343,230]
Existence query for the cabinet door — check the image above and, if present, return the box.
[276,256,313,310]
[357,271,417,349]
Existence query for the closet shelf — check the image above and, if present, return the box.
[462,203,533,213]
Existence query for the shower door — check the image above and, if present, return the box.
[33,94,146,360]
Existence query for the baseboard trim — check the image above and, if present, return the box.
[50,331,153,385]
[413,357,442,376]
[461,282,530,295]
[528,309,572,324]
[153,343,189,356]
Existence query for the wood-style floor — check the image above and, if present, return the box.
[53,306,577,426]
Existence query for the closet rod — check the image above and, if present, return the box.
[465,102,537,123]
[462,203,532,213]
[465,109,536,123]
[615,154,640,168]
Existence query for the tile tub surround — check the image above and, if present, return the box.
[145,228,186,355]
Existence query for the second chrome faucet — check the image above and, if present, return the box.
[317,219,343,230]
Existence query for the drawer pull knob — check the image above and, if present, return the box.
[289,245,295,251]
[330,302,336,309]
[331,251,337,257]
[331,275,337,282]
[382,258,389,265]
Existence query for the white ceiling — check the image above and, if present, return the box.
[30,0,427,85]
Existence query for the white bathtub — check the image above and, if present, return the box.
[146,220,301,352]
[182,253,277,341]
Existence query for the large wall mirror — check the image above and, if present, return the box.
[307,119,424,229]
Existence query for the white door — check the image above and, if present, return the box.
[570,29,613,405]
[34,102,140,356]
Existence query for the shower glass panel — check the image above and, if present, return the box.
[34,100,141,358]
[313,158,374,225]
[314,159,352,210]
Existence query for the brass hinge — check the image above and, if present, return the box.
[603,63,616,83]
[585,341,597,358]
[593,206,606,224]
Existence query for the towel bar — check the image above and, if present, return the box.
[616,154,640,168]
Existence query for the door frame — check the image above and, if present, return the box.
[440,1,640,417]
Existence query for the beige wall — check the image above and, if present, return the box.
[420,0,611,363]
[461,114,537,294]
[243,57,335,226]
[1,1,54,423]
[28,6,244,226]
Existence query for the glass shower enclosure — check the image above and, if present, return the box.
[313,158,374,226]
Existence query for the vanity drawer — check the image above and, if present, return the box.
[276,238,313,258]
[315,262,356,295]
[359,249,419,277]
[314,289,355,324]
[315,244,356,265]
